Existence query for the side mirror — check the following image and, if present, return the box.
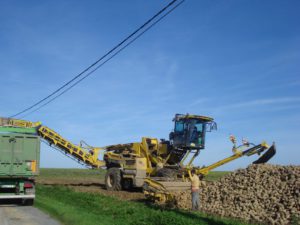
[206,122,217,132]
[212,122,217,130]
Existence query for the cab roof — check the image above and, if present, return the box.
[174,114,214,122]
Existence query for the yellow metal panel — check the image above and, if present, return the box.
[0,117,41,128]
[136,158,147,170]
[31,160,37,172]
[158,144,168,155]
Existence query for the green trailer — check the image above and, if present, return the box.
[0,127,40,205]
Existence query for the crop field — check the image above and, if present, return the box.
[36,168,230,201]
[37,168,145,201]
[38,168,229,183]
[36,169,250,225]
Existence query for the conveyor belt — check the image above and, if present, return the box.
[0,117,105,168]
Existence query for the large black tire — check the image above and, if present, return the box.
[122,178,133,190]
[22,199,34,206]
[105,168,122,191]
[156,168,177,178]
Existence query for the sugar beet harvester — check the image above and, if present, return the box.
[0,114,276,202]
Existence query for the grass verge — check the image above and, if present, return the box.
[36,185,249,225]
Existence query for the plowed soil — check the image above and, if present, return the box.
[37,175,145,201]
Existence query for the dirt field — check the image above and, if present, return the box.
[36,167,300,224]
[36,168,229,202]
[36,168,145,201]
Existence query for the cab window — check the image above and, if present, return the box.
[175,121,184,133]
[195,122,204,132]
[195,122,205,146]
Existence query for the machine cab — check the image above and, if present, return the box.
[170,114,217,150]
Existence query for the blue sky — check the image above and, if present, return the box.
[0,1,299,170]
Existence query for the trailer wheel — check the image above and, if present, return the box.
[105,168,122,191]
[22,199,34,206]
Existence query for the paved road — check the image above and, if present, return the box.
[0,203,60,225]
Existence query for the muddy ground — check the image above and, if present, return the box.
[37,166,300,224]
[36,176,145,201]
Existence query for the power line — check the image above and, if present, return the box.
[19,0,185,119]
[10,0,182,118]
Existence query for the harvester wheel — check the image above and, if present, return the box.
[105,168,122,191]
[122,178,133,190]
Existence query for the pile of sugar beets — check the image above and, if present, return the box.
[172,164,300,225]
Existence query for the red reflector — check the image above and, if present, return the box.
[24,183,33,188]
